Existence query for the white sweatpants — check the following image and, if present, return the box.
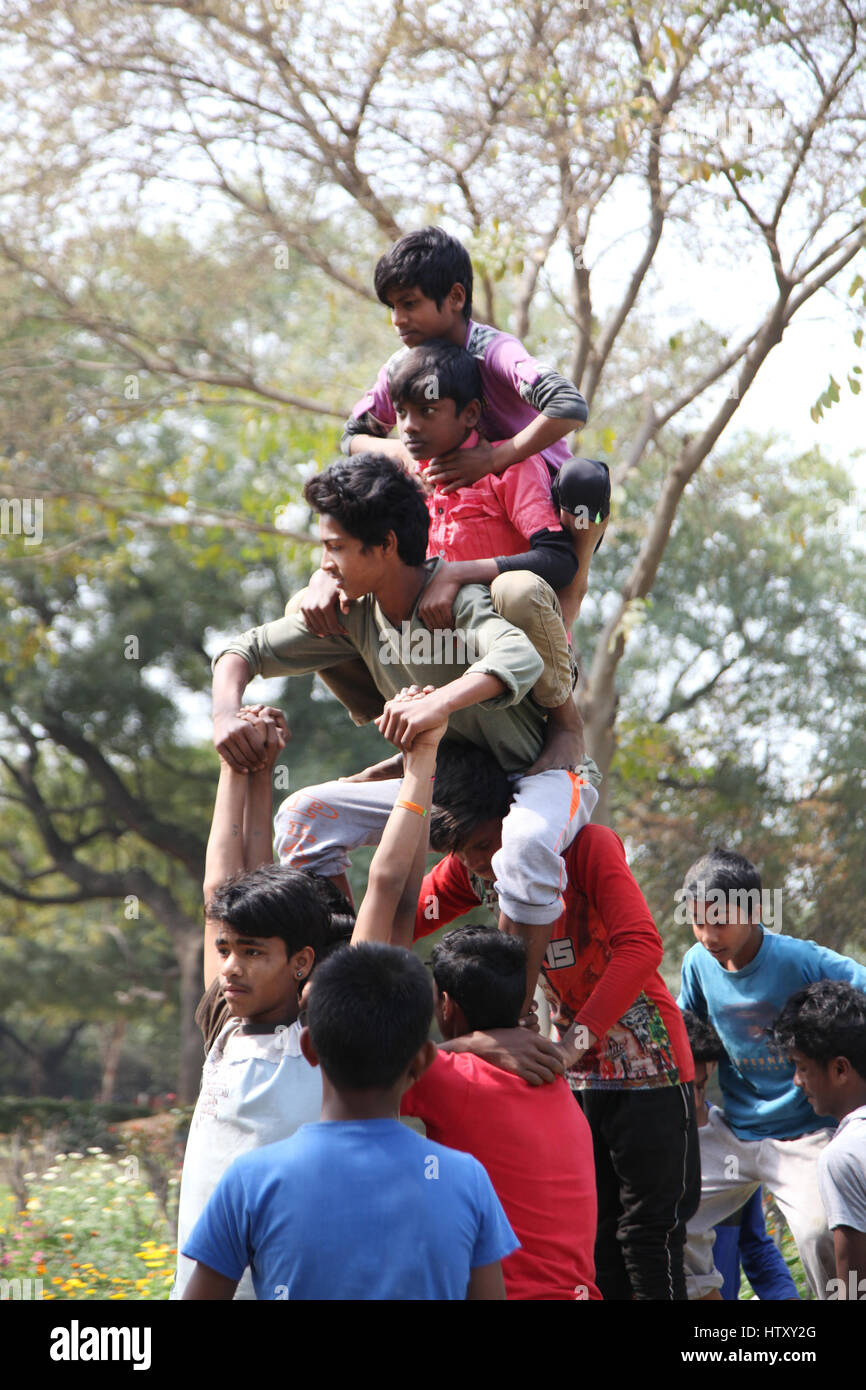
[274,768,597,926]
[684,1106,835,1299]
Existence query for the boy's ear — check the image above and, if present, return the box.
[461,398,482,430]
[289,946,316,984]
[299,1026,319,1069]
[406,1039,438,1086]
[446,282,467,314]
[380,528,399,559]
[439,991,456,1028]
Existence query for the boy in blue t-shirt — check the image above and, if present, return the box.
[677,847,866,1299]
[182,942,517,1300]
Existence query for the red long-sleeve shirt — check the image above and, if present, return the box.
[415,824,693,1089]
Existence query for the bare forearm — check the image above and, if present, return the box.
[204,764,248,899]
[349,433,406,460]
[243,770,276,871]
[488,416,584,474]
[212,652,252,716]
[437,671,505,715]
[352,742,438,944]
[499,912,556,1016]
[441,559,499,586]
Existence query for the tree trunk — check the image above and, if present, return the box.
[98,1018,127,1104]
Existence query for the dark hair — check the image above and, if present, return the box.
[681,1010,726,1064]
[683,849,762,901]
[430,741,514,853]
[387,341,482,415]
[306,874,355,961]
[304,455,429,566]
[306,943,433,1089]
[769,982,866,1076]
[374,226,473,319]
[431,926,526,1031]
[207,864,328,960]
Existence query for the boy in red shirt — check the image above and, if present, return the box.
[299,340,594,774]
[419,740,700,1301]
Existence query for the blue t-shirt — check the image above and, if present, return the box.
[678,930,866,1140]
[183,1118,518,1300]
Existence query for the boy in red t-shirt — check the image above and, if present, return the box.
[298,340,595,775]
[419,741,700,1301]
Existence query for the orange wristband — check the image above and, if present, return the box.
[396,798,427,818]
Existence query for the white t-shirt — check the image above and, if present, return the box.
[818,1104,866,1233]
[172,1017,322,1299]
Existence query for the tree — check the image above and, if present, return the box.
[597,437,866,968]
[2,0,864,815]
[0,356,384,1098]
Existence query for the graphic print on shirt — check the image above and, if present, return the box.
[542,895,678,1089]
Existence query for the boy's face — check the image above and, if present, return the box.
[454,818,503,881]
[385,284,467,347]
[790,1048,836,1119]
[216,925,298,1024]
[692,1059,716,1125]
[319,515,387,601]
[394,395,480,463]
[538,976,575,1035]
[688,900,761,971]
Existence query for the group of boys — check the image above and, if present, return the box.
[174,226,866,1302]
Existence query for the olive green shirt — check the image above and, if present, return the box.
[215,560,546,772]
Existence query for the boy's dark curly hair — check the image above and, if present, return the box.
[304,454,429,566]
[430,741,514,853]
[374,226,473,319]
[769,982,866,1076]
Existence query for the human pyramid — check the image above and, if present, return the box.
[176,228,866,1302]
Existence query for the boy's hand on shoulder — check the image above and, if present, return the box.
[417,566,463,631]
[300,568,349,636]
[425,439,498,492]
[458,1027,565,1086]
[555,1025,597,1071]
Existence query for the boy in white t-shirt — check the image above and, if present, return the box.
[770,980,866,1300]
[173,706,345,1299]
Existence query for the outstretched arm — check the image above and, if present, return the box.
[351,687,447,948]
[203,706,287,990]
